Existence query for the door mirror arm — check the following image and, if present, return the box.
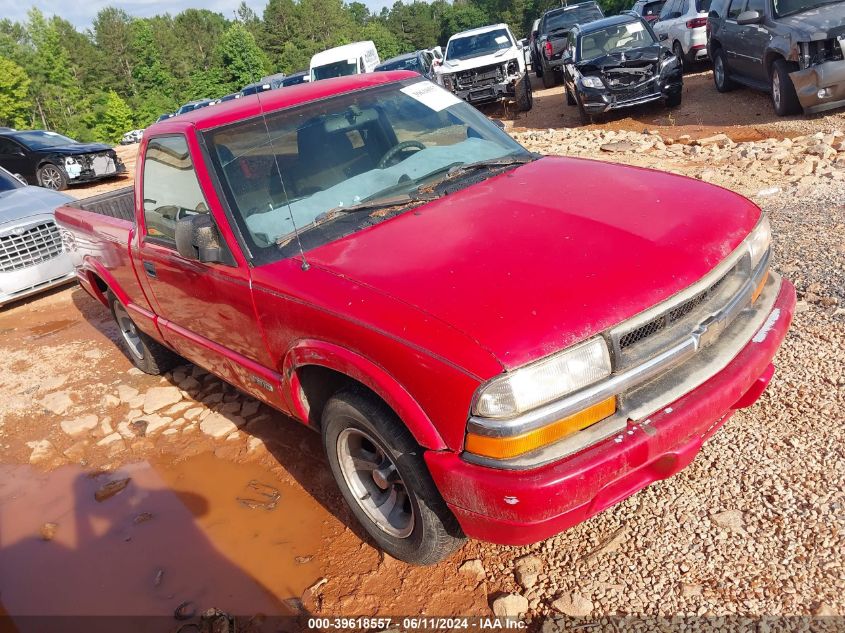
[175,214,235,265]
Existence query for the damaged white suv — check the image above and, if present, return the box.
[436,24,533,111]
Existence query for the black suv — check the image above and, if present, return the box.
[536,1,605,87]
[708,0,845,115]
[561,14,683,122]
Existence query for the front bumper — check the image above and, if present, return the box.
[0,255,75,307]
[790,60,845,114]
[453,76,523,105]
[425,275,795,545]
[580,75,682,114]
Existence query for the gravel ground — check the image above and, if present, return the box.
[1,110,843,626]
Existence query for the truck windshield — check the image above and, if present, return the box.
[312,60,358,80]
[205,78,527,263]
[579,21,656,60]
[544,5,603,33]
[446,29,513,61]
[0,168,24,192]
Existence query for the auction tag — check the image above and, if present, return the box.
[401,81,462,111]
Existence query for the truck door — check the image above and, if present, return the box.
[733,0,769,81]
[136,134,282,404]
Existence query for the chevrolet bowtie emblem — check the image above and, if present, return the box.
[694,315,725,349]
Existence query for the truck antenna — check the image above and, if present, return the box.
[254,89,311,271]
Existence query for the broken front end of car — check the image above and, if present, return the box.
[441,60,525,105]
[62,151,127,184]
[790,37,845,114]
[576,48,682,114]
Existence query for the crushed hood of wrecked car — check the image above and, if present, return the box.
[577,45,666,71]
[301,156,761,370]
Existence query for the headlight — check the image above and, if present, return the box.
[473,337,612,419]
[746,215,771,270]
[64,157,78,166]
[580,75,604,89]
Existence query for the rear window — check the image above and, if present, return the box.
[643,0,666,15]
[313,60,358,80]
[544,5,604,33]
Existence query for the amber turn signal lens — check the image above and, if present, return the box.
[465,396,617,460]
[751,269,769,303]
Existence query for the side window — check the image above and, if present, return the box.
[658,0,676,20]
[142,135,209,246]
[745,0,764,13]
[0,139,21,155]
[727,0,746,18]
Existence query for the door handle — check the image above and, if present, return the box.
[143,261,157,278]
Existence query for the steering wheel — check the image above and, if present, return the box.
[377,141,426,169]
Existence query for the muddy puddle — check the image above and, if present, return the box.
[0,454,327,621]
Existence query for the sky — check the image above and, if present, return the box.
[0,0,396,29]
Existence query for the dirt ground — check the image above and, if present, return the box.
[1,66,844,629]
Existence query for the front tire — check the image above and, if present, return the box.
[576,91,593,124]
[771,59,801,116]
[673,42,686,72]
[515,75,533,112]
[322,388,465,565]
[37,163,68,191]
[565,84,576,105]
[108,292,179,375]
[712,48,736,93]
[666,90,682,108]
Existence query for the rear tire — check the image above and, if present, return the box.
[712,48,736,93]
[108,292,179,375]
[516,75,533,112]
[322,388,465,565]
[771,59,802,116]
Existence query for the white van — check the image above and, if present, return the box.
[310,41,380,82]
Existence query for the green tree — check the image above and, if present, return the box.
[27,8,80,131]
[218,22,268,89]
[362,21,401,60]
[91,90,133,143]
[0,56,31,127]
[130,20,174,95]
[93,8,136,96]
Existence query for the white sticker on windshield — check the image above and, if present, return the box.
[626,22,645,33]
[495,35,509,44]
[401,81,462,112]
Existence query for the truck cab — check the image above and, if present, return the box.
[310,41,381,82]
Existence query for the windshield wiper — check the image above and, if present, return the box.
[421,154,537,191]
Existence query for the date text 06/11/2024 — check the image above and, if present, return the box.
[306,617,527,629]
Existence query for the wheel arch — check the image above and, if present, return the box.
[283,340,448,451]
[764,50,786,78]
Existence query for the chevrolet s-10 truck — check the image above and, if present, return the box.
[55,71,795,565]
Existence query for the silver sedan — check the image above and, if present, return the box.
[0,166,75,307]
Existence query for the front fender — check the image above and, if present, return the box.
[283,340,448,451]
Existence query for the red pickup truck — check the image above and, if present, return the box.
[56,71,795,565]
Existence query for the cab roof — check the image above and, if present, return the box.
[310,41,377,67]
[448,23,510,40]
[145,71,418,134]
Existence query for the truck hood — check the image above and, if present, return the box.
[439,48,519,72]
[777,2,845,40]
[305,157,760,370]
[0,186,73,226]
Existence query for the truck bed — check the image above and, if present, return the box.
[66,186,135,224]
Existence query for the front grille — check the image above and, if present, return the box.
[612,79,658,101]
[618,269,732,350]
[456,63,504,89]
[0,221,63,272]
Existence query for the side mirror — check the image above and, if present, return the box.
[736,9,762,24]
[561,52,572,63]
[175,213,233,265]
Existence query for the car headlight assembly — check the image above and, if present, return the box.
[64,157,78,166]
[746,214,771,271]
[473,337,612,419]
[580,75,604,89]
